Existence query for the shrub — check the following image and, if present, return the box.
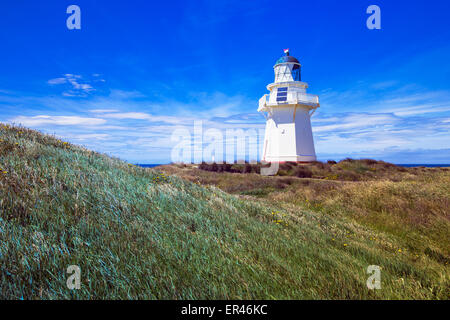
[361,159,378,165]
[379,161,398,168]
[337,171,359,181]
[199,162,209,170]
[311,161,326,169]
[293,166,313,178]
[243,163,252,174]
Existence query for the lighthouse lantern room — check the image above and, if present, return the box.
[258,49,319,162]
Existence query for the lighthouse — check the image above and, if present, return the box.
[258,50,319,162]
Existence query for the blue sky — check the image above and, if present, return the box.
[0,0,449,163]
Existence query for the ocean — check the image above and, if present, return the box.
[137,164,163,168]
[396,164,450,167]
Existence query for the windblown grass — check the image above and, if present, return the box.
[1,123,448,299]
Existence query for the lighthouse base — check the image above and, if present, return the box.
[263,154,317,163]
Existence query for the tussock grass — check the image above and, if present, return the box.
[1,123,449,299]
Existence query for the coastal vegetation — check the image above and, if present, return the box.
[0,124,448,299]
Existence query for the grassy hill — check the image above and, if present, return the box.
[0,123,449,299]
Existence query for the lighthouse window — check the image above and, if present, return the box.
[292,69,301,81]
[292,65,301,81]
[277,87,288,102]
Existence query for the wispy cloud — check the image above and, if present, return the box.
[11,115,106,126]
[47,78,68,85]
[47,74,101,97]
[65,133,111,141]
[89,109,120,113]
[313,113,399,133]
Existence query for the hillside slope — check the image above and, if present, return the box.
[0,124,448,299]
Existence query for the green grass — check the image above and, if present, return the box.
[1,124,449,299]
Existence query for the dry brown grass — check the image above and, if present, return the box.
[160,162,450,262]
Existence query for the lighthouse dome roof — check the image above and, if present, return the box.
[275,55,300,65]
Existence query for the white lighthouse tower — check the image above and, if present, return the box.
[258,49,319,162]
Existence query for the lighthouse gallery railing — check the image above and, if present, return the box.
[259,92,319,109]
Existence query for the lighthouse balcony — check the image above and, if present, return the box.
[258,92,319,111]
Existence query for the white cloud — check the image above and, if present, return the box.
[108,90,144,99]
[313,113,398,133]
[101,111,195,125]
[48,78,67,85]
[389,105,450,116]
[89,109,120,113]
[47,74,96,96]
[102,112,151,120]
[11,115,106,127]
[67,133,110,140]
